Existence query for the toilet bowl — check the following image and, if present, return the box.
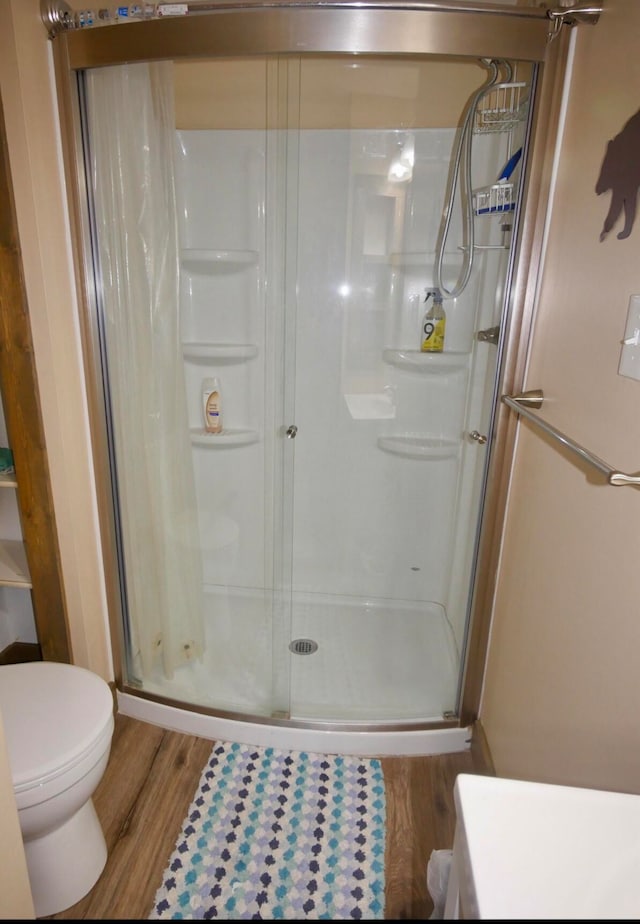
[0,661,115,918]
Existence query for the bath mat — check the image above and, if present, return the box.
[149,740,386,919]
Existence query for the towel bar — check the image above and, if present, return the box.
[502,390,640,488]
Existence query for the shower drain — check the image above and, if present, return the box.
[289,638,318,655]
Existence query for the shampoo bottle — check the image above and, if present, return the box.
[421,288,446,353]
[202,377,222,434]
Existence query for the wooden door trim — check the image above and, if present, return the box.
[0,91,71,663]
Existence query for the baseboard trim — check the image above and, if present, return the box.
[0,641,42,665]
[470,718,496,775]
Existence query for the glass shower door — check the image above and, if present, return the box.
[80,50,532,727]
[283,57,530,723]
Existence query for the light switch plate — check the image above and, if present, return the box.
[619,295,640,381]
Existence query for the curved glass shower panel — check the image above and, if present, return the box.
[81,52,533,725]
[285,57,531,722]
[83,58,282,719]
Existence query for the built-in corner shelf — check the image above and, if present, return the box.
[382,349,469,374]
[180,249,259,274]
[377,435,460,460]
[388,252,433,268]
[362,254,390,264]
[190,428,259,448]
[0,539,31,588]
[182,342,259,363]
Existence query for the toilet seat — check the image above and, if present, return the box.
[0,661,114,798]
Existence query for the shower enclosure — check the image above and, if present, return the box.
[48,1,570,752]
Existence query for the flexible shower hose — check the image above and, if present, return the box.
[434,59,509,299]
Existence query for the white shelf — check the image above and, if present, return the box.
[387,252,467,269]
[180,249,259,273]
[182,342,259,363]
[388,252,434,267]
[362,254,390,264]
[0,539,31,588]
[190,428,259,447]
[382,349,469,374]
[0,469,29,588]
[377,435,460,460]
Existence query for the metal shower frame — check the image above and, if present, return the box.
[41,0,599,733]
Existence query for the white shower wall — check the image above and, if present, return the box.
[178,131,268,594]
[174,124,508,720]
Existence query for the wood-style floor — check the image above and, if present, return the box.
[45,713,492,921]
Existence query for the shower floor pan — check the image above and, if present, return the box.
[136,588,460,724]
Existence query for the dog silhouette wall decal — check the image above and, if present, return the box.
[596,107,640,242]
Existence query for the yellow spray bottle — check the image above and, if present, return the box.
[421,287,446,353]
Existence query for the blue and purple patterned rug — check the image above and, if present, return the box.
[149,740,386,919]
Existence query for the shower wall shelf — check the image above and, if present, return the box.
[362,254,390,264]
[0,539,31,588]
[382,349,469,374]
[389,252,434,268]
[377,435,459,460]
[180,249,259,273]
[182,342,259,362]
[190,428,259,447]
[388,252,464,270]
[458,243,509,252]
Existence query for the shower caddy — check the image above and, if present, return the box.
[472,79,528,217]
[381,69,529,464]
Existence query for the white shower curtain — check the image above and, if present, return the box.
[86,62,205,679]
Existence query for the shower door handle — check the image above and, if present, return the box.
[286,425,298,439]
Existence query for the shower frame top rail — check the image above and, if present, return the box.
[39,0,553,36]
[173,0,603,22]
[42,0,599,58]
[502,391,640,488]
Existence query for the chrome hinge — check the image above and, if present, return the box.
[477,325,500,345]
[547,3,602,27]
[547,3,602,42]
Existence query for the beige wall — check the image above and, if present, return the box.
[0,0,112,680]
[0,708,34,918]
[480,0,640,793]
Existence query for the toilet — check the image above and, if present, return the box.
[0,660,115,918]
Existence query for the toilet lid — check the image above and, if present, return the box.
[0,661,114,790]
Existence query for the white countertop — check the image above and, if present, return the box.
[448,773,640,919]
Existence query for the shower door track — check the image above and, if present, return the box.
[117,687,472,758]
[47,0,576,736]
